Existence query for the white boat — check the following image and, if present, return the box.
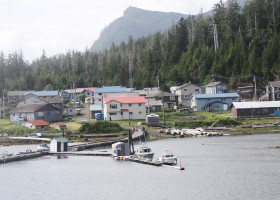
[158,149,177,165]
[1,151,13,157]
[36,144,50,152]
[135,146,154,160]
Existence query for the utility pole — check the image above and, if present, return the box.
[253,75,257,100]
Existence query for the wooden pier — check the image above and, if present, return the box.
[0,151,48,164]
[49,150,112,157]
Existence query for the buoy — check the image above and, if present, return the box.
[179,160,185,170]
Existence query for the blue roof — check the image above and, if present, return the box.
[193,93,239,99]
[94,86,128,93]
[25,90,60,97]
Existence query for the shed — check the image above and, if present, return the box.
[231,101,280,118]
[50,138,68,152]
[112,142,130,157]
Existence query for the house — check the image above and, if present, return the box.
[266,81,280,101]
[231,101,280,118]
[62,87,95,101]
[135,87,161,97]
[10,104,62,123]
[204,81,228,94]
[94,86,133,105]
[103,96,146,121]
[25,120,50,131]
[170,82,201,107]
[89,104,102,118]
[146,100,163,113]
[18,93,63,111]
[191,93,239,112]
[7,90,28,108]
[146,91,178,109]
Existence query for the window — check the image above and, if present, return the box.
[208,99,211,101]
[129,112,133,115]
[121,112,123,115]
[110,104,117,109]
[277,93,280,99]
[195,88,199,92]
[232,98,236,100]
[138,103,142,106]
[170,96,175,100]
[129,104,132,107]
[109,113,117,115]
[184,95,188,98]
[221,98,226,101]
[139,111,142,114]
[184,89,188,91]
[98,93,102,95]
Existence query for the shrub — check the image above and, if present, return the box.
[79,121,125,133]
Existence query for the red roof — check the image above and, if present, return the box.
[29,120,49,126]
[104,96,146,104]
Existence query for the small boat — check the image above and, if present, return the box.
[135,146,154,160]
[158,149,177,165]
[1,151,13,157]
[36,144,50,152]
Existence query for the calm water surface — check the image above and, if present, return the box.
[1,134,280,200]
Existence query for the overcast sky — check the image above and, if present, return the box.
[0,0,220,62]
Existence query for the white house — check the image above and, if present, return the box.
[103,96,146,121]
[204,81,228,94]
[170,82,201,107]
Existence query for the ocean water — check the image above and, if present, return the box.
[1,133,280,200]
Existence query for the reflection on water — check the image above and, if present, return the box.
[1,134,280,200]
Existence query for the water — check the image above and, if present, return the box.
[1,134,280,200]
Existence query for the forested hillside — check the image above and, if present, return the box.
[0,0,279,95]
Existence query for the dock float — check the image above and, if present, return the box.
[124,157,162,166]
[0,152,48,164]
[49,150,112,157]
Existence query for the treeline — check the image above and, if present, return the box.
[1,0,280,95]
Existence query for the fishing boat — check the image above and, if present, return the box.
[158,149,177,165]
[36,144,50,152]
[135,146,154,160]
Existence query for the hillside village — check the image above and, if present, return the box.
[1,79,280,132]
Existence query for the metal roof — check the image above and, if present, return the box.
[89,105,102,111]
[94,86,129,93]
[25,91,59,97]
[193,93,239,99]
[232,101,280,109]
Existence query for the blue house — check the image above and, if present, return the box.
[191,93,239,112]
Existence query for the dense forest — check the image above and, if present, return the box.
[0,0,280,95]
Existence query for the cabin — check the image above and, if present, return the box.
[231,101,280,118]
[53,122,66,130]
[50,138,68,152]
[25,120,50,131]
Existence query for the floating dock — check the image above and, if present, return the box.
[0,151,48,164]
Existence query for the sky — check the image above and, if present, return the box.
[0,0,220,62]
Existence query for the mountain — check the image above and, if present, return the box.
[90,1,250,52]
[90,6,187,52]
